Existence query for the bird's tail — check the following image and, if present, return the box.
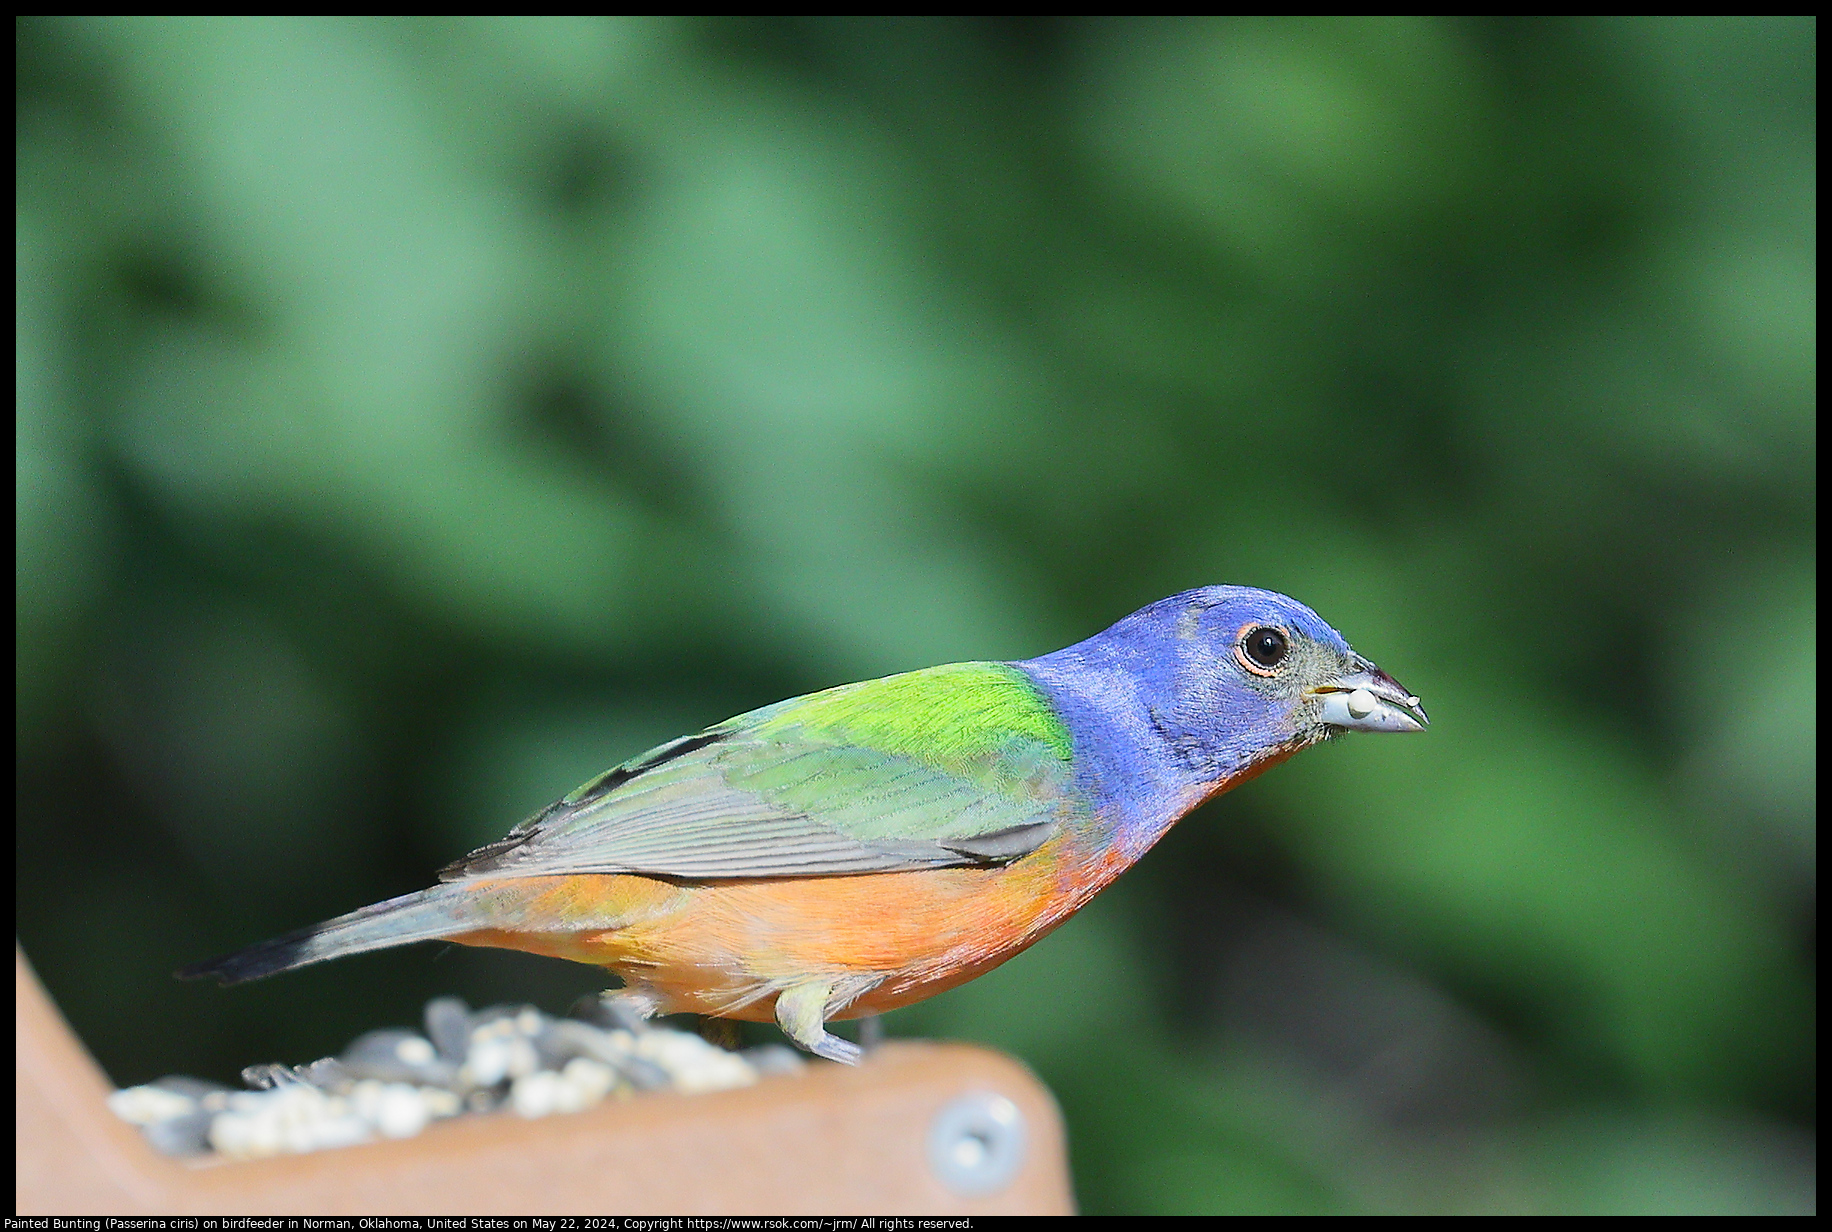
[176,886,476,986]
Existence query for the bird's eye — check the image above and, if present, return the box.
[1241,627,1289,671]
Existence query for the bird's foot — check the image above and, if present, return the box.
[775,979,870,1066]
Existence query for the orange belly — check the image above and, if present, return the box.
[445,832,1121,1020]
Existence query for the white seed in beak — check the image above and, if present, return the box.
[1346,688,1377,719]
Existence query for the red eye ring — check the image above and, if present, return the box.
[1235,625,1289,676]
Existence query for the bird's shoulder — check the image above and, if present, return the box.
[741,659,1075,773]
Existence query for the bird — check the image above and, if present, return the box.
[179,585,1426,1063]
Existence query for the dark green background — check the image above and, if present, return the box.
[17,17,1814,1214]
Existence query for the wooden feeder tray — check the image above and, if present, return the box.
[15,947,1074,1215]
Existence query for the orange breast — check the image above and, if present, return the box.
[444,831,1125,1020]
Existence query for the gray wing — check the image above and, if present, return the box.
[438,725,1078,882]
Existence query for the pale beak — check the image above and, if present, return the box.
[1310,659,1428,733]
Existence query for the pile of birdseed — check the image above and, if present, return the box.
[107,995,804,1160]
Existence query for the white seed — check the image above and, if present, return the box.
[419,1087,463,1118]
[463,1035,540,1086]
[463,1039,508,1086]
[207,1085,373,1160]
[108,1086,197,1126]
[350,1081,431,1139]
[122,1000,798,1160]
[505,1036,540,1079]
[560,1057,619,1107]
[1346,688,1378,719]
[635,1031,758,1094]
[393,1036,436,1066]
[510,1070,564,1118]
[210,1110,279,1159]
[508,1058,618,1118]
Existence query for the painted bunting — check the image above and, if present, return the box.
[180,586,1425,1062]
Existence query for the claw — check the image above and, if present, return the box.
[807,1033,864,1065]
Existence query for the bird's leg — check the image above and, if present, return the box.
[698,1016,742,1050]
[858,1013,885,1051]
[774,981,862,1065]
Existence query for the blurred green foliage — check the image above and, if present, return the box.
[16,16,1814,1214]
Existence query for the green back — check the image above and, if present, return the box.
[751,662,1075,766]
[441,662,1084,881]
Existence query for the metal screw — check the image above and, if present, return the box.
[928,1091,1026,1195]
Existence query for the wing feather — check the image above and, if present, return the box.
[440,663,1082,882]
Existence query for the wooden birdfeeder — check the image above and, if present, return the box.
[14,947,1075,1214]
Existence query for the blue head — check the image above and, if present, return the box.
[1016,586,1425,853]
